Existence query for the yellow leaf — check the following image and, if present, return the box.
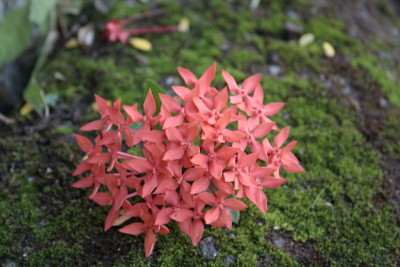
[65,38,79,49]
[113,215,131,226]
[298,33,315,47]
[20,103,33,116]
[178,18,190,32]
[129,38,152,52]
[323,42,335,57]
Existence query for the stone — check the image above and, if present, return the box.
[286,10,299,20]
[268,65,282,76]
[285,22,303,36]
[379,97,389,108]
[273,237,286,249]
[223,255,236,265]
[199,237,218,259]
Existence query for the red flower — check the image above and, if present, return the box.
[72,62,303,257]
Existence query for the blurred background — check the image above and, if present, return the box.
[0,0,399,266]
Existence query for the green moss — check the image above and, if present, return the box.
[1,0,400,265]
[352,54,400,108]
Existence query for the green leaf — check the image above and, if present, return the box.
[229,209,240,224]
[29,0,58,28]
[45,93,59,106]
[0,7,32,66]
[129,122,143,131]
[144,79,166,113]
[24,79,45,114]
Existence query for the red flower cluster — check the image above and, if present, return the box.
[72,63,304,257]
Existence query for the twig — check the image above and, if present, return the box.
[311,188,326,208]
[0,112,15,124]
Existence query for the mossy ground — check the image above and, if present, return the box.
[1,0,399,266]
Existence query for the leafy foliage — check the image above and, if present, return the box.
[0,7,32,67]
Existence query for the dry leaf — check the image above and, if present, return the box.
[298,33,315,47]
[20,103,33,116]
[78,24,95,47]
[323,42,335,57]
[113,215,131,226]
[178,18,190,32]
[129,38,152,52]
[65,38,79,49]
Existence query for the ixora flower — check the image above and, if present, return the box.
[72,63,304,257]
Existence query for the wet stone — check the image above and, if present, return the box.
[199,237,218,259]
[285,22,303,36]
[273,237,286,249]
[268,65,282,76]
[223,255,236,265]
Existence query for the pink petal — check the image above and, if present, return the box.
[190,176,210,194]
[95,94,109,115]
[123,159,152,173]
[163,146,185,161]
[262,102,285,116]
[163,114,184,129]
[80,120,104,131]
[159,94,181,112]
[74,134,94,153]
[261,177,286,188]
[123,103,144,122]
[274,127,290,148]
[204,207,220,224]
[104,208,119,231]
[172,85,191,100]
[170,209,195,222]
[252,84,264,104]
[198,62,216,95]
[183,167,205,181]
[119,222,146,235]
[282,159,304,173]
[223,198,248,211]
[178,67,198,87]
[197,192,217,205]
[222,70,239,93]
[144,230,157,257]
[144,90,156,118]
[155,207,174,225]
[166,127,184,143]
[229,94,242,104]
[71,176,93,188]
[191,218,204,245]
[113,186,128,210]
[219,208,232,230]
[153,178,178,194]
[90,192,112,206]
[191,154,208,167]
[242,73,261,94]
[214,87,228,111]
[252,122,275,139]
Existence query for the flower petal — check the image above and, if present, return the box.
[119,222,146,235]
[144,230,157,257]
[204,207,220,224]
